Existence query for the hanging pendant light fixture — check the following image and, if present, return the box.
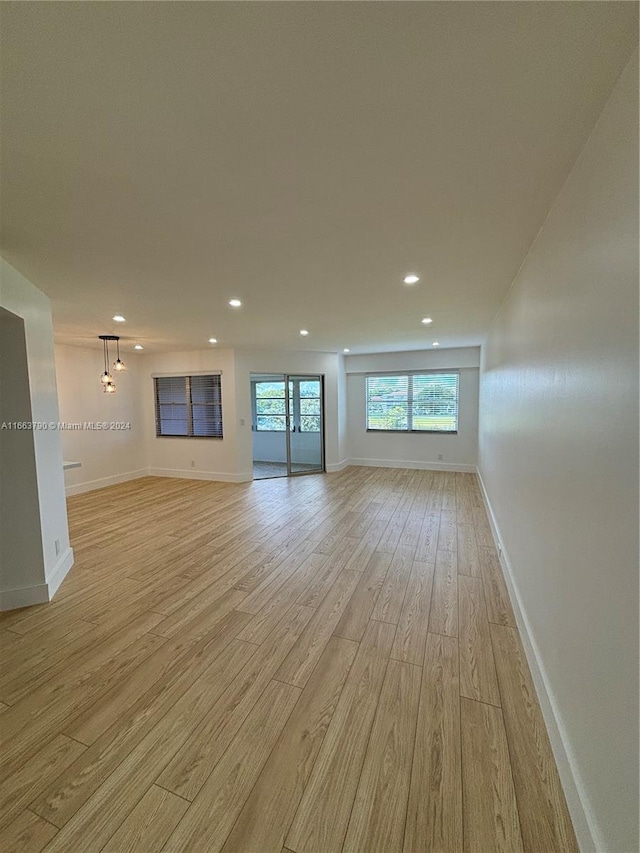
[98,335,120,393]
[113,337,126,372]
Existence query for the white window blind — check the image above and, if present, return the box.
[366,372,459,433]
[154,375,223,438]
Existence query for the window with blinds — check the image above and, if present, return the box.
[154,375,223,438]
[366,372,459,433]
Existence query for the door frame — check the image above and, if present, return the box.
[284,373,326,477]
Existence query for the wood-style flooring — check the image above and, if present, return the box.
[0,468,578,852]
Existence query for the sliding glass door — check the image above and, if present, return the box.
[285,375,324,475]
[251,373,324,479]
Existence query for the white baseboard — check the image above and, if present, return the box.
[47,546,74,599]
[65,469,149,496]
[475,467,598,853]
[0,546,75,611]
[326,459,351,473]
[148,467,249,484]
[0,581,50,611]
[350,457,476,473]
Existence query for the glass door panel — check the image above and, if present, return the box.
[251,374,288,479]
[285,375,324,475]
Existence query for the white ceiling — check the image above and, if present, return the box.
[1,2,637,355]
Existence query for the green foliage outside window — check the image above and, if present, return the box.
[254,380,321,432]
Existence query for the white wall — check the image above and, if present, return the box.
[51,345,343,487]
[142,347,241,482]
[345,346,480,374]
[0,259,73,609]
[252,430,287,463]
[346,347,479,471]
[234,349,343,477]
[477,55,638,853]
[337,354,348,464]
[252,431,322,466]
[55,344,146,495]
[0,309,46,600]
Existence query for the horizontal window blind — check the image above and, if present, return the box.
[365,375,409,431]
[366,372,459,433]
[155,375,223,438]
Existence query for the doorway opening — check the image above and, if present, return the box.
[250,373,325,480]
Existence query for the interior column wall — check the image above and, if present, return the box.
[0,309,46,602]
[0,258,73,609]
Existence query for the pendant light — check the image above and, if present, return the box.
[113,337,126,372]
[98,335,120,393]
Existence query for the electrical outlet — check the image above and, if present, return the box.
[240,418,245,426]
[498,542,503,554]
[190,460,195,468]
[437,453,443,461]
[54,539,60,556]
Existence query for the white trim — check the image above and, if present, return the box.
[325,459,350,473]
[363,368,461,377]
[0,581,50,611]
[148,467,249,484]
[65,469,149,496]
[475,466,599,853]
[151,370,222,378]
[344,347,481,373]
[47,546,74,599]
[350,457,476,473]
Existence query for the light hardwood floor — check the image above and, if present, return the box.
[0,468,578,852]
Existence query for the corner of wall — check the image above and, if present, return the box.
[47,545,75,599]
[0,582,50,612]
[325,459,351,473]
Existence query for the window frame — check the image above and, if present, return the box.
[154,374,223,439]
[365,370,459,434]
[296,379,322,433]
[251,379,287,433]
[251,378,322,434]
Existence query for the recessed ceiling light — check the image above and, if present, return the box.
[403,274,420,285]
[208,338,217,344]
[432,341,440,347]
[300,329,309,336]
[112,315,126,322]
[421,317,432,325]
[343,348,350,353]
[229,299,242,308]
[134,345,143,350]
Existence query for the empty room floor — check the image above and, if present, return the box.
[253,459,289,479]
[253,461,323,479]
[0,468,577,852]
